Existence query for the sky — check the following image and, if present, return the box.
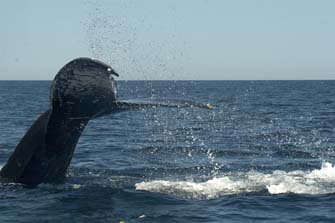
[0,0,335,80]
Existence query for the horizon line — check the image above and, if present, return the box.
[0,79,334,81]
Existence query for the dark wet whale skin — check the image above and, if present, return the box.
[0,58,119,185]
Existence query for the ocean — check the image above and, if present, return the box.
[0,80,334,222]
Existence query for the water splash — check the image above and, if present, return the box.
[85,0,189,80]
[136,162,335,199]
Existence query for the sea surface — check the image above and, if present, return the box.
[0,80,335,223]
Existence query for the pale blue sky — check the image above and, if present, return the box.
[1,0,335,80]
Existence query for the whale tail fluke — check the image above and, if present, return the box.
[114,99,213,112]
[0,58,214,186]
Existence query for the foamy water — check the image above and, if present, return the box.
[136,162,335,199]
[3,162,335,199]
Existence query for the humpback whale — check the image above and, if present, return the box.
[0,58,212,186]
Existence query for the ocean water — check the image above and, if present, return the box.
[0,80,334,223]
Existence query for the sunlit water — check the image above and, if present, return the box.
[0,81,334,222]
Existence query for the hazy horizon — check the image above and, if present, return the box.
[1,0,335,80]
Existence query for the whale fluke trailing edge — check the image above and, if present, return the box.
[0,58,213,186]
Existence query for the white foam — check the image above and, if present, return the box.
[136,162,335,199]
[72,184,82,189]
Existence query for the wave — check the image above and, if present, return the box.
[3,162,335,199]
[135,162,335,199]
